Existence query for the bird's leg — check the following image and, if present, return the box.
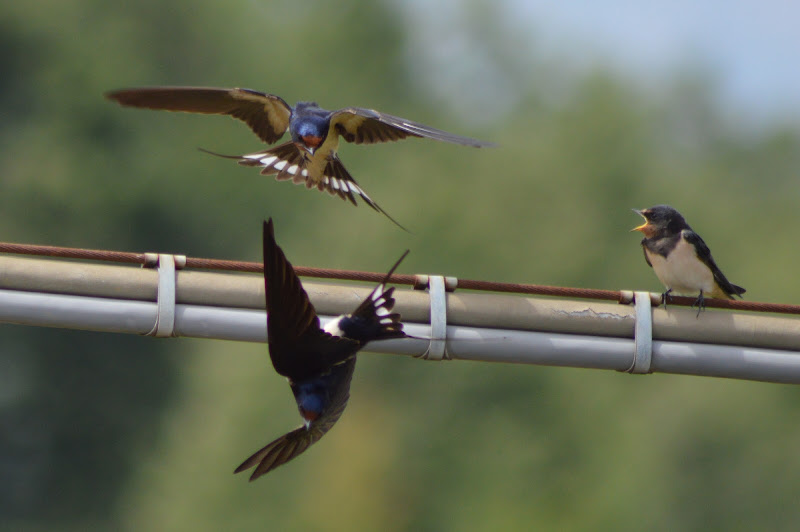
[691,291,706,318]
[661,289,673,308]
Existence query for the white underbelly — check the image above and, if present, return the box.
[645,239,715,296]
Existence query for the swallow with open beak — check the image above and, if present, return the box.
[106,87,493,229]
[632,205,745,314]
[235,219,408,480]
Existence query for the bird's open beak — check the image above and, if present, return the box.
[631,209,649,233]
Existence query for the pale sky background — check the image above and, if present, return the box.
[396,0,800,128]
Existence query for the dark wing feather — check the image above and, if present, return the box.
[235,358,355,480]
[330,107,493,147]
[682,230,746,298]
[640,240,653,267]
[106,86,292,144]
[262,220,360,379]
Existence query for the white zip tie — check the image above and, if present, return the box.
[143,253,186,338]
[626,290,653,374]
[414,274,457,361]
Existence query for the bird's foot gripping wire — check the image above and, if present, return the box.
[661,289,673,309]
[691,291,706,318]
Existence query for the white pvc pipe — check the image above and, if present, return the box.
[1,288,799,384]
[650,341,800,384]
[0,288,156,334]
[3,254,800,352]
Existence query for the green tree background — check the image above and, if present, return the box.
[1,1,800,530]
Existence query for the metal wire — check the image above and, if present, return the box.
[1,241,799,315]
[0,242,146,264]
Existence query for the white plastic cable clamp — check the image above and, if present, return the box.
[415,275,452,361]
[143,253,186,338]
[625,290,653,374]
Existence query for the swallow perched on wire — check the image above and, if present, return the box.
[105,86,493,229]
[632,205,745,314]
[235,219,408,480]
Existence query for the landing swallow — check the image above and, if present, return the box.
[234,219,408,480]
[632,205,745,314]
[105,86,493,229]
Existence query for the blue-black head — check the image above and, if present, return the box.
[290,360,353,424]
[290,101,329,154]
[632,204,689,239]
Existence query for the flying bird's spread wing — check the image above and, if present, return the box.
[106,87,292,144]
[331,107,493,147]
[262,220,360,379]
[235,358,355,480]
[682,230,746,298]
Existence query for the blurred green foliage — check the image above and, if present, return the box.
[1,1,800,531]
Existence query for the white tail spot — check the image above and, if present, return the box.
[257,155,277,166]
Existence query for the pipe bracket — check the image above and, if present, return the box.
[625,290,653,374]
[413,274,453,360]
[143,253,185,337]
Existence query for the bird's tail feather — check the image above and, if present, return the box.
[348,250,410,342]
[326,159,410,232]
[198,147,244,159]
[235,425,322,481]
[201,143,409,232]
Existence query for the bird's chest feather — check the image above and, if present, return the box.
[303,134,341,181]
[644,237,714,295]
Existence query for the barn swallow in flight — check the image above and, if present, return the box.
[105,86,493,229]
[234,219,408,480]
[632,205,745,315]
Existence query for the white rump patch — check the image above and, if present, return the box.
[323,315,347,337]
